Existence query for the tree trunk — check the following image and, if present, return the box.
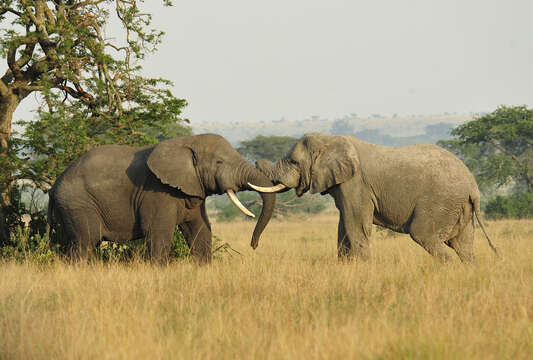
[0,92,18,245]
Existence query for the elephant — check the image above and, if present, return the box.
[249,132,499,262]
[48,134,276,263]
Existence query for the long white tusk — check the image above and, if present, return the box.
[247,182,287,193]
[226,189,255,218]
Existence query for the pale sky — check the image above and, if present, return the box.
[13,0,533,125]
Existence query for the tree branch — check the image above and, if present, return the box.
[489,139,533,186]
[0,7,24,17]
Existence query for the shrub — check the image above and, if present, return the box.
[2,227,193,264]
[93,229,191,262]
[0,227,57,265]
[485,192,533,220]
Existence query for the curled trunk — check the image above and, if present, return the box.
[239,163,276,249]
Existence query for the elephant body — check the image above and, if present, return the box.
[255,133,497,262]
[49,134,275,263]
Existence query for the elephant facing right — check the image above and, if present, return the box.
[250,133,499,263]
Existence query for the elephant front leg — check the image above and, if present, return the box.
[145,225,175,264]
[331,184,374,261]
[179,203,212,264]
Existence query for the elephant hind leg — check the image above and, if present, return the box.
[63,211,104,262]
[409,211,454,262]
[445,221,475,263]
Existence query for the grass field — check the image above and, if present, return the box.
[1,215,532,359]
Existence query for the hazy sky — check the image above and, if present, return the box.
[13,0,533,124]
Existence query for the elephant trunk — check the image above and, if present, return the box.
[239,163,276,249]
[255,159,279,180]
[254,159,295,192]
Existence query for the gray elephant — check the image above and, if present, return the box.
[48,134,276,263]
[250,133,498,262]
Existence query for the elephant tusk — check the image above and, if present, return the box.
[226,189,256,218]
[247,183,287,193]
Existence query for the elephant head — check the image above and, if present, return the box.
[249,133,359,196]
[147,133,275,249]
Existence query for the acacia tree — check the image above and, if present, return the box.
[439,105,533,192]
[237,135,297,162]
[0,0,190,244]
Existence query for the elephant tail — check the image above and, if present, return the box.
[470,195,501,258]
[47,189,61,242]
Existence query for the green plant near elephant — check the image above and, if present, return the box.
[0,227,56,265]
[2,227,203,264]
[484,193,533,220]
[95,229,191,262]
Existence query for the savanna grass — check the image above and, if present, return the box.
[0,215,532,359]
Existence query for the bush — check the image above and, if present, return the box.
[485,192,533,220]
[0,227,57,265]
[2,227,193,264]
[89,229,191,262]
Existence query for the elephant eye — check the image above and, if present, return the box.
[216,160,224,165]
[288,159,298,166]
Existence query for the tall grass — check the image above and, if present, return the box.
[0,216,532,359]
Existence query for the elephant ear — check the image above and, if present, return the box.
[310,137,359,194]
[147,140,205,198]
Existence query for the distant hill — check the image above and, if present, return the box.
[192,113,473,146]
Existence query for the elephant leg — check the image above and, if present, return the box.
[446,221,475,263]
[331,183,374,261]
[144,225,174,264]
[63,210,103,262]
[409,210,454,262]
[139,198,180,264]
[179,202,212,263]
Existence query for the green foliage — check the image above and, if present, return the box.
[237,135,297,162]
[95,228,190,262]
[18,89,190,187]
[170,229,191,259]
[437,138,500,193]
[442,105,533,192]
[0,227,56,265]
[2,227,192,264]
[485,193,533,220]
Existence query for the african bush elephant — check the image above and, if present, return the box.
[250,133,498,262]
[48,134,276,263]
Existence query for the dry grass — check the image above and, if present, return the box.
[1,215,532,359]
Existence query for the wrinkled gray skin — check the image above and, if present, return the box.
[257,133,497,262]
[48,134,275,263]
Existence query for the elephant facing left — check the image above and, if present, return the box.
[48,134,276,263]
